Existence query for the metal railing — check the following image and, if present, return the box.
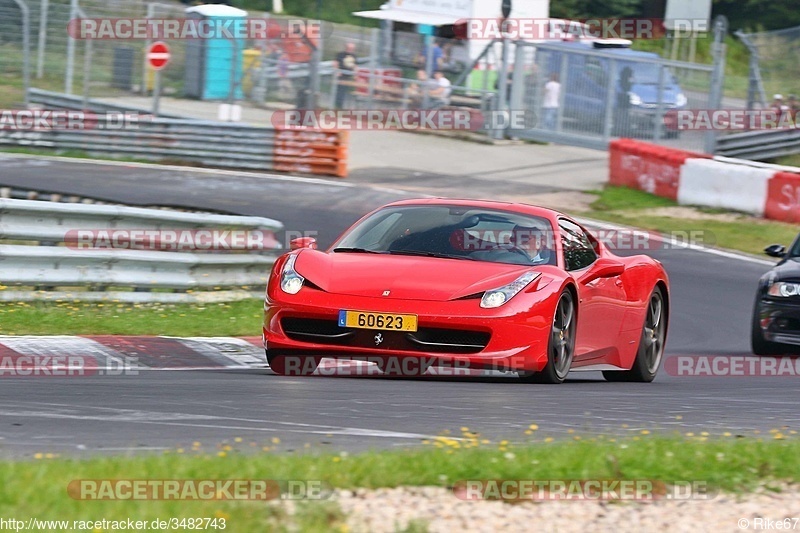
[715,128,800,161]
[0,198,283,301]
[18,89,350,176]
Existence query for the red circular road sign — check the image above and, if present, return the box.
[147,41,170,71]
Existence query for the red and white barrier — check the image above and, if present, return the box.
[609,139,800,222]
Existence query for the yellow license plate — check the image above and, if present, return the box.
[338,310,418,332]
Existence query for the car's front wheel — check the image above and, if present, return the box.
[604,286,666,382]
[266,350,320,376]
[751,297,784,355]
[520,290,576,384]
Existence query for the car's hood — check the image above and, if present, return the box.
[293,250,534,301]
[630,83,682,105]
[771,257,800,281]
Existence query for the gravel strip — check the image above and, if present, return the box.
[326,486,800,532]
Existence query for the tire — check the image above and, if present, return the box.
[266,350,320,376]
[603,286,666,383]
[520,290,576,384]
[751,298,783,355]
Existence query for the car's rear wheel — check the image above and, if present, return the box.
[266,350,320,376]
[751,297,784,355]
[604,286,666,382]
[520,290,576,384]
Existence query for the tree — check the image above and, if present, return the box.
[550,0,644,19]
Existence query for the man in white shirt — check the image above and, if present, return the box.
[542,73,560,130]
[429,71,452,108]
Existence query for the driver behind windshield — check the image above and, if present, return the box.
[470,224,552,265]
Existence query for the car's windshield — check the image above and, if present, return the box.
[619,61,677,85]
[332,205,557,266]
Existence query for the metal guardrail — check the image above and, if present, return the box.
[0,245,275,289]
[0,198,283,243]
[16,89,349,177]
[715,128,800,161]
[28,88,186,119]
[0,198,283,300]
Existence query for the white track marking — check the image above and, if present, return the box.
[0,335,130,368]
[171,337,267,368]
[0,402,445,440]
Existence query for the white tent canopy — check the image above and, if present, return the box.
[353,9,463,26]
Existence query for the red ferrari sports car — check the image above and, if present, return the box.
[263,198,669,383]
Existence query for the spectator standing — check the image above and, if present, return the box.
[787,95,798,122]
[334,42,357,109]
[542,73,560,130]
[429,71,452,108]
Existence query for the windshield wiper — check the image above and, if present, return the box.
[332,247,383,254]
[388,250,476,261]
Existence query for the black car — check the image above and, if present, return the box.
[752,240,800,354]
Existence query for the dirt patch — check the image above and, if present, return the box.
[320,485,800,533]
[518,191,597,213]
[631,206,746,223]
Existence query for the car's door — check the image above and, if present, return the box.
[558,219,627,359]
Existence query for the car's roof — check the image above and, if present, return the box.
[544,42,660,60]
[382,197,570,220]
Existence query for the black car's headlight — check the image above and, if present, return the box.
[768,282,800,298]
[480,272,540,309]
[280,254,304,295]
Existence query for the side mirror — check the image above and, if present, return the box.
[764,244,786,258]
[290,237,317,251]
[580,258,625,285]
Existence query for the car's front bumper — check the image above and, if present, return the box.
[263,288,557,373]
[757,298,800,346]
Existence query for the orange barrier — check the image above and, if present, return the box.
[273,130,349,178]
[765,171,800,223]
[609,139,709,200]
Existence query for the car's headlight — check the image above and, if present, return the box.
[768,282,800,297]
[280,254,304,295]
[628,92,642,106]
[675,93,687,107]
[480,271,540,309]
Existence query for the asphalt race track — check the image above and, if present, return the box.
[1,155,798,458]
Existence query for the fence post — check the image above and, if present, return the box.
[704,15,728,154]
[65,0,78,94]
[653,64,665,142]
[367,28,378,109]
[602,59,618,141]
[556,53,568,133]
[11,0,31,107]
[36,0,48,79]
[82,37,92,109]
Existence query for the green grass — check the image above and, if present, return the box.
[1,436,799,528]
[0,300,263,336]
[0,147,154,164]
[584,186,800,256]
[774,154,800,168]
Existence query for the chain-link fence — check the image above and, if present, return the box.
[506,40,724,153]
[1,1,733,151]
[737,24,800,110]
